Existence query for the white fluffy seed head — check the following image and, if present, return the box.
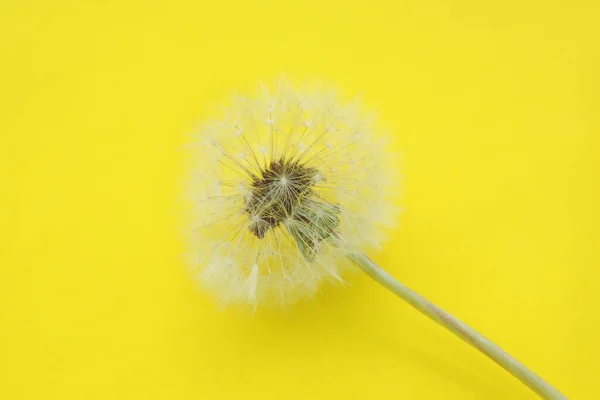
[185,79,399,308]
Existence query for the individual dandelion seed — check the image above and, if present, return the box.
[184,79,566,400]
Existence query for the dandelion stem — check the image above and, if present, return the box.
[349,252,566,400]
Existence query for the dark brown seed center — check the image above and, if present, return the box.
[245,158,317,239]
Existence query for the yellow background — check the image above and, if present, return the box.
[1,1,598,399]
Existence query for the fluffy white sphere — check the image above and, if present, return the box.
[185,79,398,307]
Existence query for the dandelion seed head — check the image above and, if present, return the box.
[185,79,399,308]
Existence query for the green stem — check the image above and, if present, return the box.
[349,252,566,400]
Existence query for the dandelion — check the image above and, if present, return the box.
[185,79,565,400]
[186,79,397,307]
